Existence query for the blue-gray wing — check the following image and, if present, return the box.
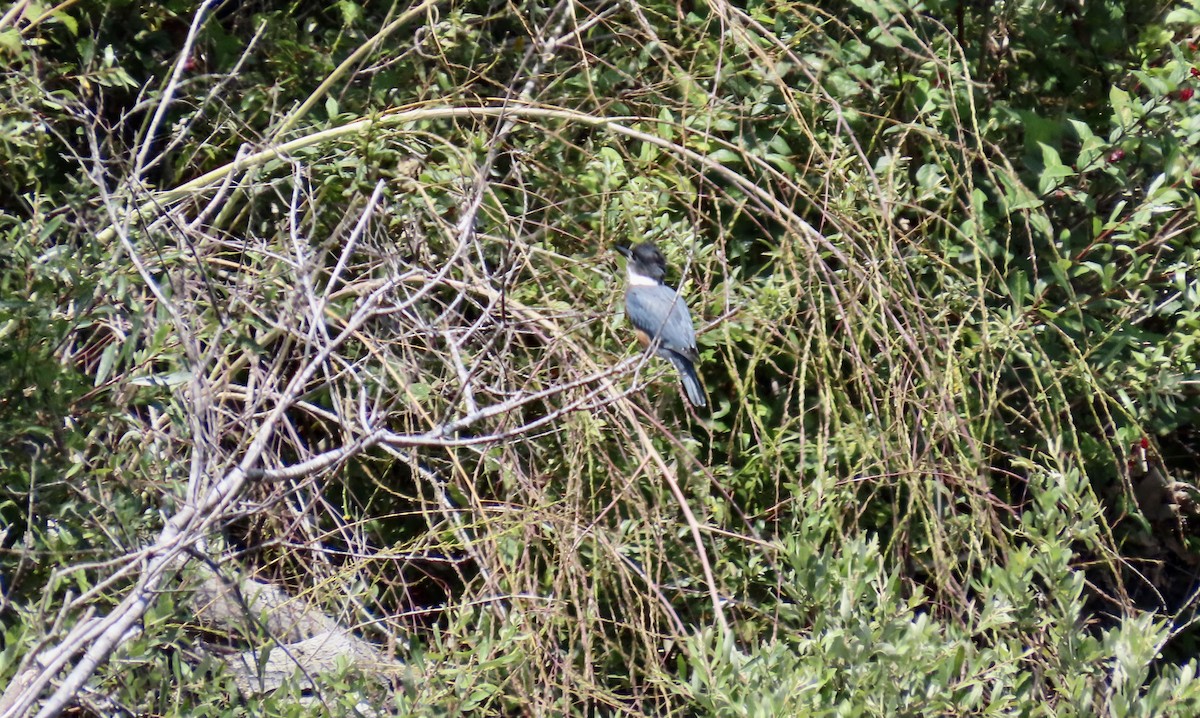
[625,285,699,361]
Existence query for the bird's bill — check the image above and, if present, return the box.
[615,245,632,258]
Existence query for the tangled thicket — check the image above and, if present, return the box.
[3,0,1200,715]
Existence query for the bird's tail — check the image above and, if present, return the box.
[668,353,707,408]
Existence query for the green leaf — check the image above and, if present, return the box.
[997,173,1042,212]
[1165,7,1200,24]
[94,343,119,386]
[708,148,741,165]
[337,0,363,25]
[1110,86,1134,128]
[52,10,78,35]
[0,29,20,55]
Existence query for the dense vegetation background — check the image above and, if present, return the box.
[3,0,1200,714]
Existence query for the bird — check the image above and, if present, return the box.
[616,242,707,408]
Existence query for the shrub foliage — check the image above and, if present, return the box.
[3,0,1200,715]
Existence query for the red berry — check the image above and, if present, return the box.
[1191,67,1200,78]
[1140,437,1150,450]
[1107,149,1126,162]
[1178,87,1195,101]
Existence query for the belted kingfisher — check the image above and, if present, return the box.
[616,242,707,408]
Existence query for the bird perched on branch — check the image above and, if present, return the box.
[616,242,706,408]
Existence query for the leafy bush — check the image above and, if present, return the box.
[3,0,1200,716]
